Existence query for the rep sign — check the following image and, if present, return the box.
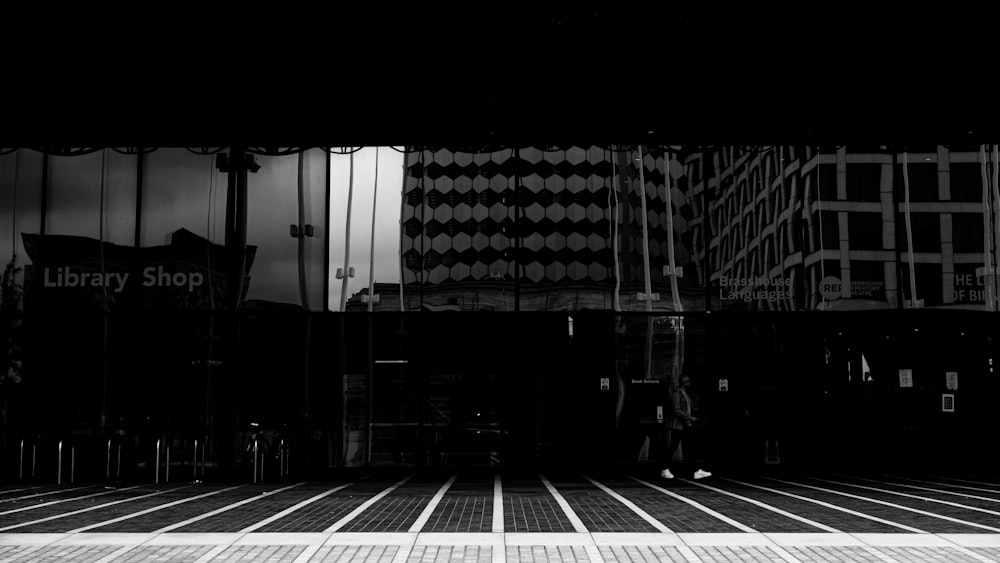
[819,276,843,301]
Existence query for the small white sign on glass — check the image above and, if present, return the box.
[942,394,955,412]
[899,369,913,388]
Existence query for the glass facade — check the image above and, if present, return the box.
[1,145,999,479]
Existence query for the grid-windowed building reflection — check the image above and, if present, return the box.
[350,145,1000,313]
[692,145,997,311]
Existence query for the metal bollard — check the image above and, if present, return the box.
[193,439,198,480]
[279,439,285,477]
[165,446,170,483]
[280,439,290,478]
[31,444,36,479]
[252,438,259,484]
[71,447,75,484]
[116,442,121,479]
[155,439,161,484]
[106,439,112,480]
[57,441,63,485]
[19,439,24,481]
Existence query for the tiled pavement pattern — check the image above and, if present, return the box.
[706,481,901,533]
[422,474,494,533]
[423,496,491,533]
[819,475,1000,522]
[666,486,816,534]
[4,472,1000,560]
[258,480,394,533]
[413,545,490,563]
[788,476,1000,532]
[15,485,201,533]
[173,483,325,533]
[548,477,658,533]
[508,546,588,562]
[96,485,268,533]
[337,477,443,533]
[3,536,1000,562]
[589,477,738,533]
[752,478,969,532]
[830,475,1000,512]
[503,475,574,533]
[597,545,687,563]
[0,485,155,530]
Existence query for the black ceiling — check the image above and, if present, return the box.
[2,7,994,148]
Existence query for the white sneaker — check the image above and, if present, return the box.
[660,469,675,479]
[693,469,712,480]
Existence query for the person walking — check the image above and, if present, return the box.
[661,375,711,479]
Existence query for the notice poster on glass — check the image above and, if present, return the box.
[946,371,958,390]
[899,369,914,388]
[943,394,955,412]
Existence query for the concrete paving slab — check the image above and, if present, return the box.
[940,534,1000,547]
[0,533,66,545]
[591,532,683,546]
[765,532,865,546]
[678,532,770,546]
[145,532,242,545]
[50,532,147,546]
[236,532,329,545]
[415,532,504,546]
[851,532,953,546]
[505,532,593,545]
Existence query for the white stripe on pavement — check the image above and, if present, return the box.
[69,485,247,533]
[0,487,41,498]
[680,478,841,533]
[538,474,588,533]
[408,474,457,533]
[845,474,1000,505]
[492,474,503,533]
[886,474,1000,496]
[323,476,413,533]
[928,475,1000,489]
[764,477,1000,533]
[806,476,1000,518]
[721,477,925,533]
[0,486,190,532]
[239,483,354,533]
[629,476,757,533]
[154,483,305,533]
[0,486,139,516]
[582,475,673,533]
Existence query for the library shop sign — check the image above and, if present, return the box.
[43,266,204,292]
[719,276,792,302]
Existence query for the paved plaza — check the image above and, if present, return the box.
[2,471,1000,561]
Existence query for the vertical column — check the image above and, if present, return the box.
[881,159,898,308]
[837,148,851,295]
